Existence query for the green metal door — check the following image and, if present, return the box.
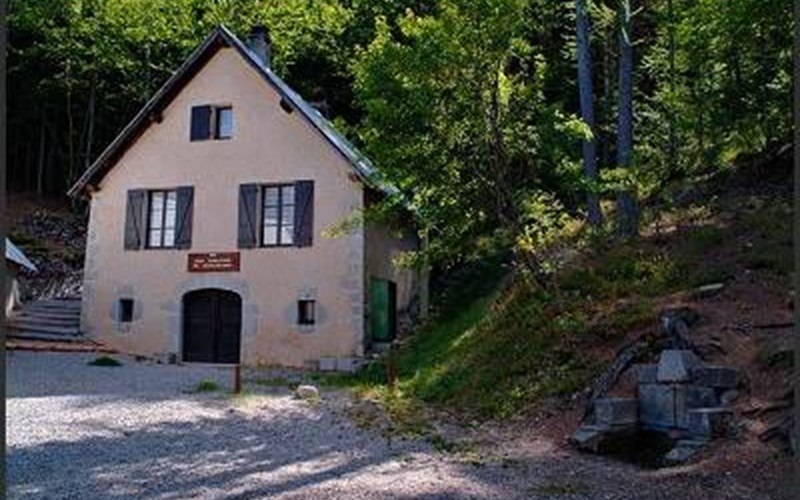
[370,278,397,342]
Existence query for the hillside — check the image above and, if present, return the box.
[345,162,793,478]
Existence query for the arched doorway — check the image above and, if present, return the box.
[182,289,241,364]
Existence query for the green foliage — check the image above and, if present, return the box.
[352,0,584,265]
[639,0,792,183]
[193,380,222,393]
[87,355,122,367]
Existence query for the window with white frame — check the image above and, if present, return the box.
[261,184,295,246]
[147,190,177,248]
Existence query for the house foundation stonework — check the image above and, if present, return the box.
[71,26,423,369]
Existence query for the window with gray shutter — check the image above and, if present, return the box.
[238,184,259,248]
[174,186,194,249]
[190,106,212,141]
[191,105,234,141]
[124,189,147,250]
[294,180,314,247]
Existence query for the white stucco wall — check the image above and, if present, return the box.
[81,47,368,367]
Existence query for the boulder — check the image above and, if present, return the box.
[294,384,320,400]
[692,366,738,389]
[657,350,700,383]
[595,398,638,427]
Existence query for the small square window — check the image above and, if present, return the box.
[298,300,315,325]
[216,107,233,139]
[119,299,134,323]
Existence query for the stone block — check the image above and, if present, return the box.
[691,283,725,300]
[595,398,638,427]
[657,350,700,383]
[692,366,738,389]
[720,389,739,406]
[663,439,706,466]
[685,385,718,409]
[318,357,337,372]
[335,357,362,373]
[639,383,675,429]
[571,425,608,453]
[687,408,732,438]
[636,364,658,384]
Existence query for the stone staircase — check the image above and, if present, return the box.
[6,298,83,342]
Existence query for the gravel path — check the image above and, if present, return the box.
[8,352,789,499]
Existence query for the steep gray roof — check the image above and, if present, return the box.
[68,25,394,197]
[6,238,37,272]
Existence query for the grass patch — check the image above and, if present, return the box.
[87,356,122,367]
[192,380,222,393]
[347,256,600,420]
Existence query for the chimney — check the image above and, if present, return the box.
[247,25,271,67]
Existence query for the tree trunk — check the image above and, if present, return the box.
[37,114,46,197]
[615,0,639,238]
[84,80,96,170]
[576,0,603,227]
[667,0,678,177]
[66,85,75,187]
[601,23,613,170]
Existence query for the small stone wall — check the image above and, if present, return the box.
[573,349,739,466]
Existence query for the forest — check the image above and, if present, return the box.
[7,0,792,271]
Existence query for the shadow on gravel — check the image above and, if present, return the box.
[10,406,423,499]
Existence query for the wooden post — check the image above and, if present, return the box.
[386,346,397,393]
[233,365,241,394]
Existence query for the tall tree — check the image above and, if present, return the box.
[576,0,603,227]
[615,0,638,238]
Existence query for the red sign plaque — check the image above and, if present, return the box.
[188,252,241,273]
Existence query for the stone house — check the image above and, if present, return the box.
[68,26,424,369]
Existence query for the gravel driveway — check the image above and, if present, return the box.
[8,352,788,499]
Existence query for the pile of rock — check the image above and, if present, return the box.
[573,349,739,465]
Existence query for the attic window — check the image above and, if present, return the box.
[190,105,234,141]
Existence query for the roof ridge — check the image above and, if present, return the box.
[68,25,397,198]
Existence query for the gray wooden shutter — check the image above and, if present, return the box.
[174,186,194,249]
[294,180,314,247]
[238,184,259,248]
[124,189,147,250]
[190,105,212,141]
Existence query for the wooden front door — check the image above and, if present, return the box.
[370,278,397,342]
[182,289,241,364]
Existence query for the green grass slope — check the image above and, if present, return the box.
[347,188,791,423]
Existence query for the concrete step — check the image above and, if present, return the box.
[6,320,81,337]
[11,314,80,327]
[24,302,82,312]
[15,309,81,321]
[7,330,86,343]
